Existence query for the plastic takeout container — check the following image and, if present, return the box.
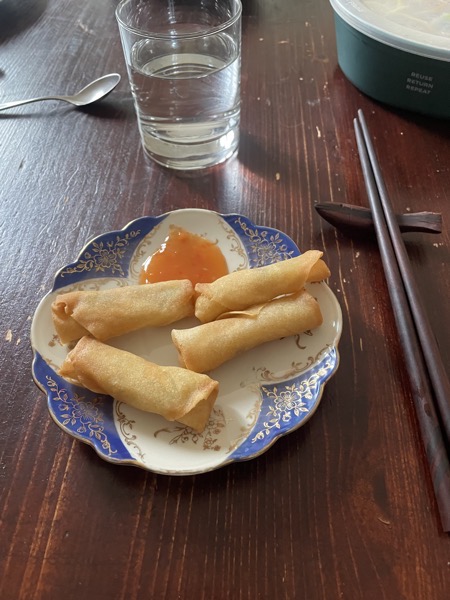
[329,0,450,119]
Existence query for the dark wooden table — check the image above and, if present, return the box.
[1,1,449,598]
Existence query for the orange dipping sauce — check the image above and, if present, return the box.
[139,226,229,287]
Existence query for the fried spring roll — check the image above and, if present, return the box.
[59,336,218,432]
[172,289,323,373]
[52,280,195,344]
[194,250,330,323]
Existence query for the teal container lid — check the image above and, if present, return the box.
[330,0,450,62]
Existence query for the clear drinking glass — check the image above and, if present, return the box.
[116,0,242,170]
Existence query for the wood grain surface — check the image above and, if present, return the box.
[1,1,449,598]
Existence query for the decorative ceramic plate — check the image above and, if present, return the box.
[31,209,342,475]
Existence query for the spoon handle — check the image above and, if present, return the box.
[0,96,66,111]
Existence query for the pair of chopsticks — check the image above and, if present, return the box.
[354,110,450,533]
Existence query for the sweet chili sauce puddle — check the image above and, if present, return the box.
[139,225,229,286]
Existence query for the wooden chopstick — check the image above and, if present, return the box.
[354,110,450,532]
[357,111,450,441]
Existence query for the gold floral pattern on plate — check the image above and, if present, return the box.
[115,402,145,460]
[251,355,335,443]
[153,408,227,450]
[128,221,164,280]
[253,343,332,383]
[59,230,141,277]
[46,376,117,457]
[218,217,248,269]
[233,216,296,265]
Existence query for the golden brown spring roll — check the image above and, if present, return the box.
[194,250,330,323]
[172,289,323,373]
[59,336,218,432]
[52,280,194,344]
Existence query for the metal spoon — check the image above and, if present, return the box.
[0,73,121,111]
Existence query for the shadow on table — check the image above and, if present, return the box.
[160,129,300,186]
[0,0,49,42]
[238,130,300,178]
[77,96,134,120]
